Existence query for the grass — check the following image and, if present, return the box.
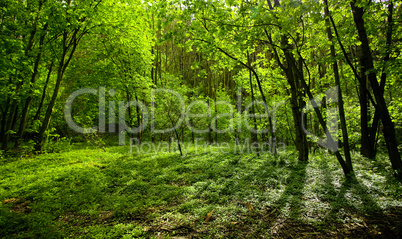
[0,142,401,238]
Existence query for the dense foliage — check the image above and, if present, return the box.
[1,0,402,176]
[1,0,402,237]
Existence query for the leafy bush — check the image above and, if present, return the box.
[20,140,36,157]
[44,136,72,153]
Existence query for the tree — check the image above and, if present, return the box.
[324,0,353,172]
[35,0,104,152]
[350,0,402,174]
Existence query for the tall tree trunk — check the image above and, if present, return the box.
[33,62,53,122]
[214,94,218,144]
[1,84,22,151]
[351,1,402,174]
[266,25,350,176]
[1,1,45,150]
[235,86,241,145]
[248,51,259,155]
[324,0,353,171]
[170,117,182,156]
[134,89,142,143]
[35,29,82,152]
[15,24,48,147]
[367,1,395,159]
[285,66,308,161]
[0,82,11,141]
[267,0,350,177]
[207,100,213,145]
[267,32,308,161]
[35,59,65,152]
[358,57,374,158]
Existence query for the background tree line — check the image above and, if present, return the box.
[1,0,402,178]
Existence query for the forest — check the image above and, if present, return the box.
[0,0,402,238]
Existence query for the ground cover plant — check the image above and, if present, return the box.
[1,144,401,238]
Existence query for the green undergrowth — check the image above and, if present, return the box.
[0,143,401,238]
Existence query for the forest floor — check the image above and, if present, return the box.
[0,142,401,238]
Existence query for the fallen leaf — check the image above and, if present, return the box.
[246,202,254,212]
[205,209,214,222]
[2,198,18,204]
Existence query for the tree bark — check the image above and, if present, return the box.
[248,52,260,156]
[351,1,402,173]
[1,85,21,151]
[15,23,48,148]
[267,32,308,161]
[35,28,83,152]
[33,62,53,122]
[324,0,353,171]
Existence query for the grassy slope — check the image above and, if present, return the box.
[0,144,401,238]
